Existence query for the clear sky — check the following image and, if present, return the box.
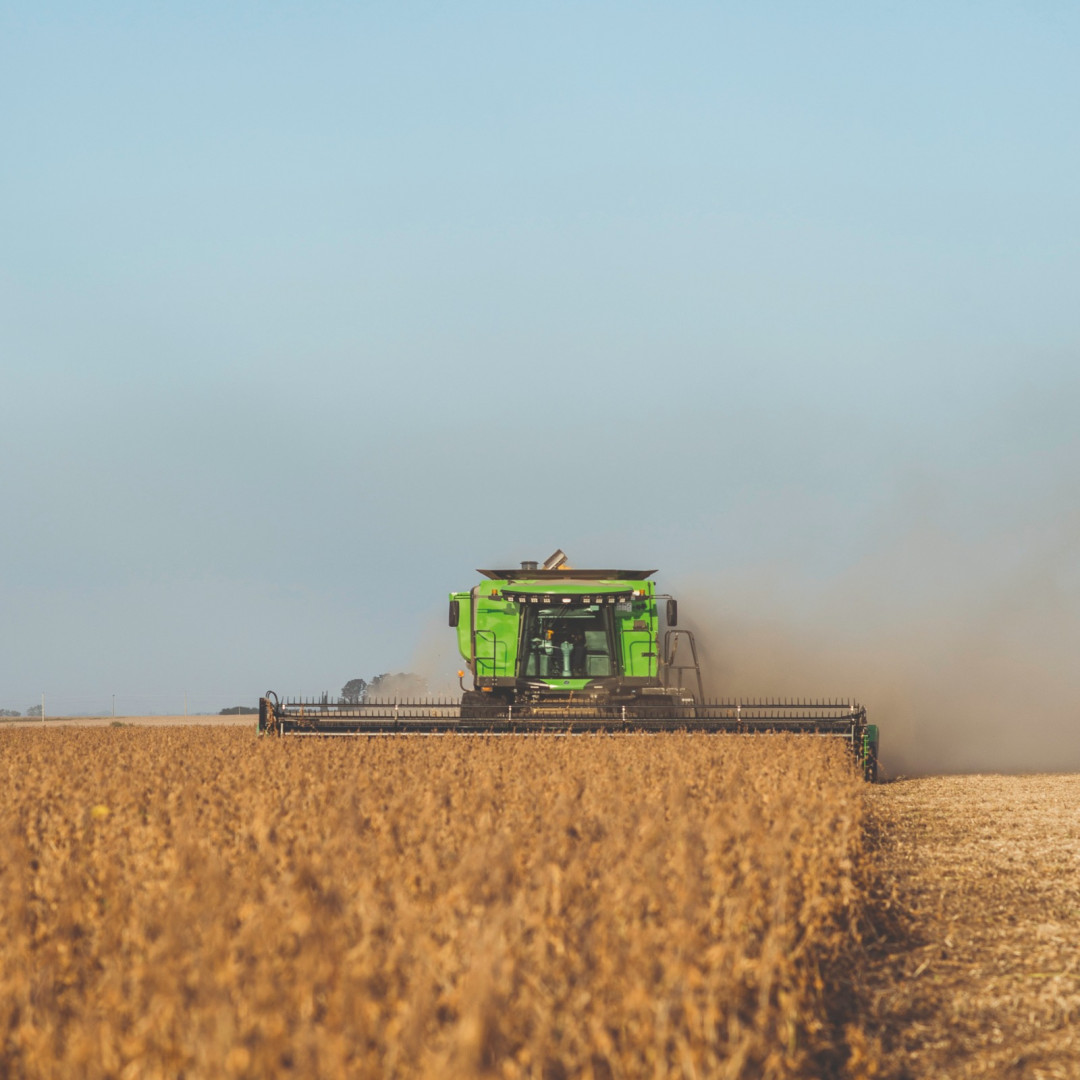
[3,3,1079,763]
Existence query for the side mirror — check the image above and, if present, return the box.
[448,599,460,627]
[666,598,678,626]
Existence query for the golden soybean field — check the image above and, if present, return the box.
[0,729,875,1080]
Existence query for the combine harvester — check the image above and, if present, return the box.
[259,551,879,779]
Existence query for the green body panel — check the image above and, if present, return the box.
[861,724,880,782]
[863,724,879,756]
[616,596,658,678]
[473,592,519,678]
[450,576,659,688]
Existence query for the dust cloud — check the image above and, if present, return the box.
[679,518,1080,777]
[404,610,465,700]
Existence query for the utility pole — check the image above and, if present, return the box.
[41,691,45,725]
[112,693,115,719]
[184,691,188,717]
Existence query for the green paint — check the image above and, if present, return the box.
[862,724,880,781]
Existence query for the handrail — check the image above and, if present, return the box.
[661,629,705,704]
[473,629,506,677]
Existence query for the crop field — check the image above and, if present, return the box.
[0,728,874,1080]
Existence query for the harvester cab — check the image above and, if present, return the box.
[449,552,703,714]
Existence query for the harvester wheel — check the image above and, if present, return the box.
[459,691,484,719]
[460,691,511,720]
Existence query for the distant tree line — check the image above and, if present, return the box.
[210,674,431,716]
[0,709,21,718]
[340,673,427,703]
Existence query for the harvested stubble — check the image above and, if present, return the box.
[864,775,1080,1080]
[0,728,874,1079]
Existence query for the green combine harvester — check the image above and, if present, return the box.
[259,550,878,780]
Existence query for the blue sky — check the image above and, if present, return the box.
[2,3,1079,760]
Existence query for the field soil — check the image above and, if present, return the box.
[866,776,1080,1080]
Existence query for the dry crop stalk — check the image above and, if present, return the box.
[0,728,878,1080]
